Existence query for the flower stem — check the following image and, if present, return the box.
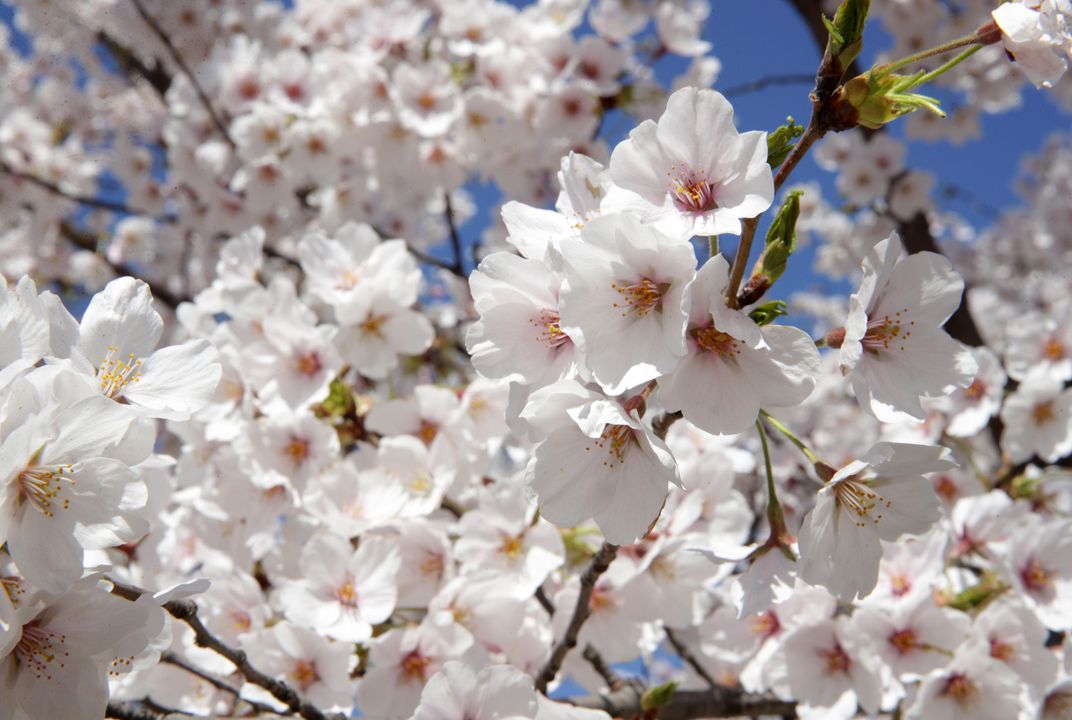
[756,418,785,529]
[725,118,823,308]
[905,44,984,89]
[759,410,822,467]
[874,32,981,77]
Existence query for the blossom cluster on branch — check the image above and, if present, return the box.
[1,1,1072,720]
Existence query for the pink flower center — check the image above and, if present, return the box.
[289,659,319,690]
[611,278,668,318]
[1032,400,1055,425]
[989,636,1015,662]
[334,576,359,608]
[889,572,912,597]
[669,167,719,213]
[401,649,432,682]
[532,308,571,349]
[749,611,781,638]
[940,672,977,705]
[819,643,851,676]
[15,624,70,681]
[1021,558,1052,592]
[888,627,918,655]
[295,350,322,377]
[861,309,914,354]
[691,326,741,359]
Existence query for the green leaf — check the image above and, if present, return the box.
[767,117,805,168]
[641,681,679,712]
[749,300,788,326]
[758,191,801,283]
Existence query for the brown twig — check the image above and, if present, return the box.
[107,580,339,720]
[581,644,624,690]
[1,160,173,221]
[664,628,718,690]
[722,73,816,98]
[535,541,618,693]
[443,192,466,277]
[129,0,235,149]
[571,686,797,719]
[60,222,187,308]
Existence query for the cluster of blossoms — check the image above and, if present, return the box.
[1,1,1072,720]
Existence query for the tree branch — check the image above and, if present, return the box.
[664,628,718,690]
[443,192,466,277]
[60,222,187,308]
[97,30,172,98]
[107,580,342,720]
[129,0,235,149]
[1,160,173,221]
[535,542,618,693]
[106,701,296,720]
[572,686,797,719]
[722,73,816,98]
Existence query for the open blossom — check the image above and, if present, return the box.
[56,276,222,421]
[992,0,1071,88]
[410,661,538,720]
[277,532,400,643]
[905,641,1024,720]
[605,86,773,237]
[0,373,149,593]
[798,442,955,600]
[1000,370,1072,463]
[837,233,977,423]
[556,212,696,395]
[1,581,162,720]
[658,255,820,435]
[523,379,680,545]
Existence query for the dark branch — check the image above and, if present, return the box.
[581,644,624,690]
[107,579,342,720]
[664,628,718,690]
[572,686,797,719]
[97,30,172,97]
[129,0,236,149]
[722,73,816,98]
[535,541,618,693]
[1,161,173,221]
[60,222,187,308]
[443,192,466,277]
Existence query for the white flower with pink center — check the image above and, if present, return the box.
[837,233,977,423]
[658,255,820,435]
[523,380,680,545]
[605,87,773,238]
[797,442,955,601]
[557,213,695,395]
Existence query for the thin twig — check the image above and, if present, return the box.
[581,644,623,690]
[571,687,797,719]
[722,73,816,98]
[105,701,296,720]
[129,0,235,149]
[60,222,187,308]
[535,541,618,693]
[443,192,466,277]
[107,579,340,720]
[1,160,173,221]
[534,586,555,616]
[664,627,718,690]
[97,30,172,97]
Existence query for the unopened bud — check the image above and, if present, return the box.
[835,70,945,130]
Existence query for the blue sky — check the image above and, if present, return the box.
[2,1,1069,301]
